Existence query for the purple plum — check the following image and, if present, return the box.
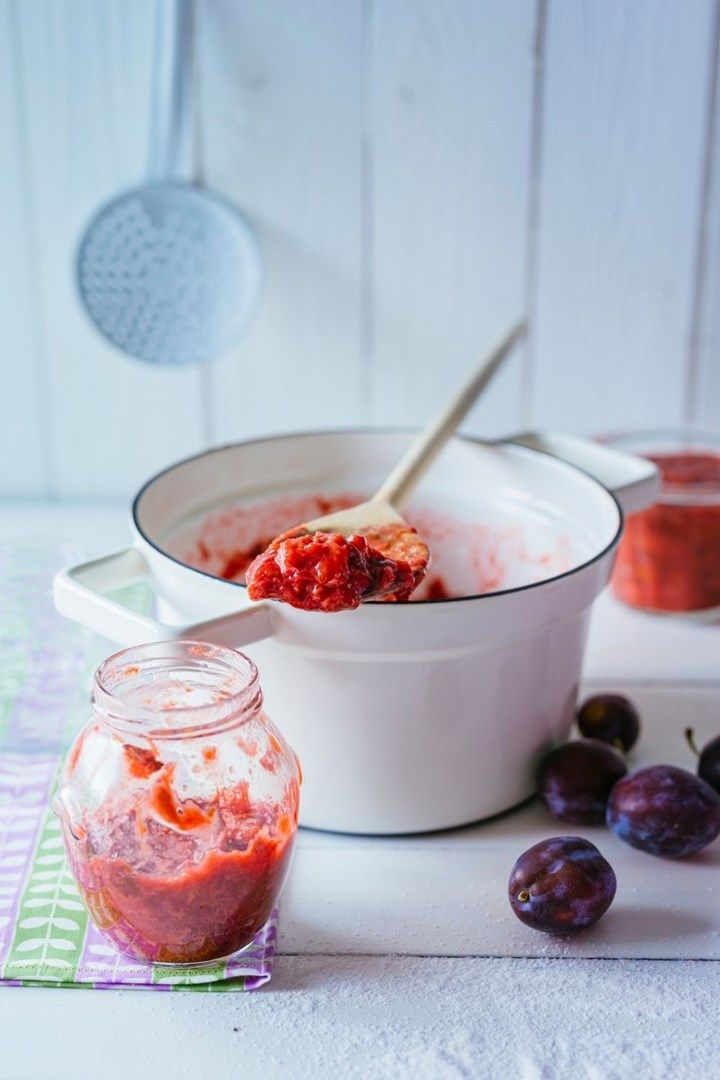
[577,693,640,751]
[607,764,720,858]
[686,728,720,795]
[536,739,627,824]
[508,836,616,934]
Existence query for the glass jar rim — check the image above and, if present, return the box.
[600,428,720,505]
[92,640,262,739]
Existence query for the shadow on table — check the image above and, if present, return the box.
[608,904,716,949]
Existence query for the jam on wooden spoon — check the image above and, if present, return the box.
[246,521,428,612]
[247,320,526,612]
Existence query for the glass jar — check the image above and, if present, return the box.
[606,430,720,616]
[53,641,301,966]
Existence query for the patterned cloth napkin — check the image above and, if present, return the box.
[0,540,276,991]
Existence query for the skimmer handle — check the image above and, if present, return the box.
[147,0,194,179]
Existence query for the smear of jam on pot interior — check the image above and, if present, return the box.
[178,493,575,603]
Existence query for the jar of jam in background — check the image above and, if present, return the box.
[53,641,301,966]
[605,430,720,617]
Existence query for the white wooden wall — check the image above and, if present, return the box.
[1,0,718,500]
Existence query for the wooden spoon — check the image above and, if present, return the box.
[245,320,526,611]
[302,318,527,538]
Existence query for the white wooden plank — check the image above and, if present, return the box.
[0,2,48,495]
[283,686,720,959]
[14,0,206,498]
[532,0,715,435]
[197,0,364,442]
[370,0,536,438]
[585,589,720,684]
[688,4,720,427]
[0,501,127,556]
[3,956,718,1080]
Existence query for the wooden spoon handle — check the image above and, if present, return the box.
[373,319,527,510]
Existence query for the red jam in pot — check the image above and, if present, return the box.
[54,642,301,965]
[246,523,428,612]
[611,448,720,614]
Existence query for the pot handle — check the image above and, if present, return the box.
[53,548,275,648]
[508,431,660,514]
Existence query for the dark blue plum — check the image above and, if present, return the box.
[607,765,720,858]
[698,737,720,794]
[577,693,640,751]
[508,836,617,934]
[686,728,720,795]
[536,740,627,823]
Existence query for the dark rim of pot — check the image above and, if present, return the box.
[131,428,624,605]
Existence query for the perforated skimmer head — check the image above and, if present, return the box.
[77,182,262,367]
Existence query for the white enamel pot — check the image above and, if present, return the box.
[54,430,658,834]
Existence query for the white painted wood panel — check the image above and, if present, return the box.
[370,0,537,439]
[197,0,364,443]
[12,0,207,498]
[689,4,720,428]
[2,0,720,500]
[0,2,48,496]
[532,0,716,435]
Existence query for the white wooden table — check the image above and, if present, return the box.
[1,503,719,1080]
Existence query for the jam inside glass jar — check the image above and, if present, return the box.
[606,431,720,616]
[53,641,301,966]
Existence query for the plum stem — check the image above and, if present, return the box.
[517,890,530,903]
[685,727,700,758]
